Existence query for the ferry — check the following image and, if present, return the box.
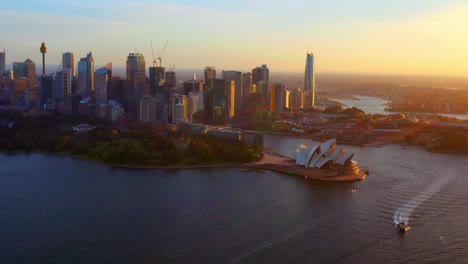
[397,222,410,233]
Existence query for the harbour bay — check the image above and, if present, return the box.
[1,134,467,263]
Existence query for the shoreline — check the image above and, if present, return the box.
[0,150,245,170]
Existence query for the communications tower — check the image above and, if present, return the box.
[40,41,47,76]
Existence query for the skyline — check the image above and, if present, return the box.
[1,0,468,77]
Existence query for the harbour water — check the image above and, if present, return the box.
[1,135,467,263]
[332,95,468,120]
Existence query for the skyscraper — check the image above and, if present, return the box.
[242,72,252,111]
[39,74,54,107]
[53,70,71,100]
[270,83,286,118]
[24,58,36,89]
[204,66,216,83]
[77,52,94,97]
[94,63,112,105]
[13,62,26,80]
[222,71,242,117]
[0,48,5,74]
[149,66,165,95]
[126,53,146,116]
[252,64,269,87]
[63,52,76,78]
[304,52,316,108]
[289,87,304,110]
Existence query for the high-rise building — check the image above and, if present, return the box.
[304,52,316,108]
[222,71,242,117]
[0,48,5,74]
[139,95,156,122]
[204,66,216,83]
[255,80,269,111]
[77,52,94,97]
[13,62,26,80]
[165,71,176,87]
[183,80,203,95]
[24,58,36,89]
[9,79,29,106]
[149,66,165,95]
[226,80,235,121]
[242,72,252,111]
[204,78,231,125]
[53,70,71,101]
[289,87,304,110]
[39,74,54,107]
[252,64,269,87]
[174,100,185,124]
[126,53,146,116]
[270,83,286,118]
[1,71,13,91]
[110,76,125,102]
[63,52,76,78]
[94,63,112,105]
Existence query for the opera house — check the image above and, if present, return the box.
[294,139,368,181]
[245,139,367,182]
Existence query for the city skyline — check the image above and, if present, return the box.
[1,0,468,76]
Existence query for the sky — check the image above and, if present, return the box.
[1,0,468,76]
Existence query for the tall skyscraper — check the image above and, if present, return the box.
[304,52,316,108]
[204,66,216,83]
[39,74,54,107]
[149,66,165,95]
[0,48,5,74]
[24,58,36,89]
[222,71,242,117]
[270,83,286,118]
[126,53,146,116]
[289,87,304,110]
[53,70,71,100]
[13,62,26,80]
[77,52,94,97]
[252,64,269,87]
[63,52,76,78]
[94,63,112,105]
[242,72,252,112]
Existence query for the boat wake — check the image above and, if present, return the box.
[393,175,456,226]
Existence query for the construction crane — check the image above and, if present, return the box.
[150,41,157,67]
[157,40,168,67]
[170,64,175,72]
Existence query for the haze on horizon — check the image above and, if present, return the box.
[1,0,468,77]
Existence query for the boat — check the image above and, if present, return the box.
[245,139,368,182]
[397,222,410,233]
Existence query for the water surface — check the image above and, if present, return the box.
[1,136,467,263]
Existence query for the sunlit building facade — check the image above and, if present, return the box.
[289,87,304,110]
[270,83,286,118]
[222,71,242,117]
[242,72,252,112]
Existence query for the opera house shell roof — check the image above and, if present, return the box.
[295,139,355,169]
